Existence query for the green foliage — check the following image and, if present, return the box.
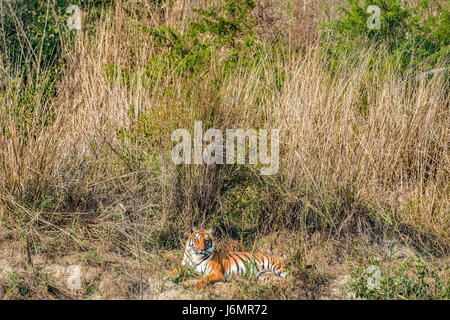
[220,182,262,241]
[81,251,103,265]
[138,23,212,74]
[116,104,164,173]
[321,0,450,71]
[138,0,262,76]
[0,0,109,74]
[0,0,72,71]
[351,258,450,299]
[104,63,132,86]
[0,0,111,149]
[190,0,257,47]
[324,0,410,43]
[1,69,58,152]
[168,264,198,284]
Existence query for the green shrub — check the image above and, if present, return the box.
[138,0,263,76]
[321,0,449,72]
[0,0,72,71]
[189,0,257,48]
[0,0,109,74]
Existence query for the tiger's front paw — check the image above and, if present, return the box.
[195,280,206,290]
[170,267,179,277]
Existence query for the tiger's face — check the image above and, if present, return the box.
[186,228,216,262]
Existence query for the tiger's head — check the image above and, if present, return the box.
[185,228,216,263]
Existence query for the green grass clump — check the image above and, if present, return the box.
[351,259,450,299]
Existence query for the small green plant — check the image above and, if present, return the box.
[81,251,103,265]
[6,272,19,297]
[242,260,260,281]
[221,182,262,243]
[351,259,450,299]
[83,281,97,299]
[5,272,30,298]
[168,264,198,284]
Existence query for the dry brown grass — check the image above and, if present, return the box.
[276,48,449,250]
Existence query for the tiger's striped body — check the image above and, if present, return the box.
[172,228,287,289]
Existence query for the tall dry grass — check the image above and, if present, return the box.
[0,0,448,262]
[277,49,449,250]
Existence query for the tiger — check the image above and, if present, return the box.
[171,228,288,289]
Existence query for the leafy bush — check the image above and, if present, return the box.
[0,0,109,74]
[321,0,449,72]
[138,0,263,76]
[189,0,257,48]
[0,0,71,72]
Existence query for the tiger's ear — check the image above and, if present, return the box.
[190,227,197,233]
[207,228,214,235]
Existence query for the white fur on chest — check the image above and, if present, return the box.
[182,249,212,275]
